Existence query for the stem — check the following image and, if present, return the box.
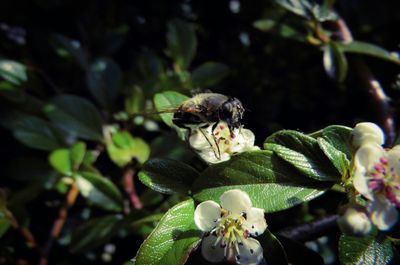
[123,167,143,210]
[5,209,37,248]
[39,183,79,265]
[277,215,339,242]
[335,18,396,145]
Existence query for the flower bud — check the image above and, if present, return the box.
[337,207,372,236]
[352,122,384,149]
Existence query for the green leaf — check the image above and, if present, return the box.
[134,199,202,265]
[338,41,400,65]
[323,42,348,82]
[87,57,121,109]
[70,142,87,171]
[125,86,145,114]
[264,130,340,181]
[49,149,72,175]
[153,91,189,132]
[137,51,163,81]
[166,19,197,70]
[191,62,229,88]
[317,138,349,175]
[107,131,150,167]
[259,230,288,265]
[339,233,399,265]
[0,214,11,238]
[70,214,123,253]
[253,19,277,32]
[311,3,338,22]
[0,81,25,103]
[275,0,313,18]
[49,142,87,175]
[150,133,197,163]
[311,125,353,159]
[44,95,103,141]
[52,34,88,68]
[76,172,123,212]
[138,158,199,194]
[254,19,306,42]
[0,59,27,85]
[13,116,62,151]
[193,151,329,213]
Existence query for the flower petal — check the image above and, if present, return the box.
[220,189,252,214]
[352,122,385,148]
[388,147,400,178]
[235,237,264,265]
[194,200,221,232]
[201,233,226,263]
[353,144,385,199]
[231,129,255,153]
[353,170,372,200]
[243,207,267,237]
[354,143,385,171]
[189,128,214,150]
[368,197,398,230]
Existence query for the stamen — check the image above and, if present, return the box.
[374,164,385,173]
[241,212,247,220]
[234,242,240,256]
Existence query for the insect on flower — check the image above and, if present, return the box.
[194,189,267,265]
[155,92,246,160]
[189,121,258,164]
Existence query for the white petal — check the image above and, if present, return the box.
[354,143,385,171]
[353,144,385,199]
[387,147,400,178]
[235,237,264,265]
[243,207,267,237]
[220,189,252,214]
[201,234,226,263]
[352,122,385,148]
[189,129,214,150]
[194,201,221,232]
[353,169,372,199]
[368,197,399,230]
[231,129,256,153]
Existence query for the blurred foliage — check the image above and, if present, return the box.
[0,0,400,264]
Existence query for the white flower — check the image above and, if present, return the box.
[189,122,259,164]
[194,189,267,265]
[337,207,372,236]
[353,143,400,230]
[352,122,385,149]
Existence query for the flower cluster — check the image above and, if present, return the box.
[194,189,267,265]
[189,122,259,164]
[351,122,400,230]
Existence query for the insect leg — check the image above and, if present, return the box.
[210,122,222,159]
[198,126,221,160]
